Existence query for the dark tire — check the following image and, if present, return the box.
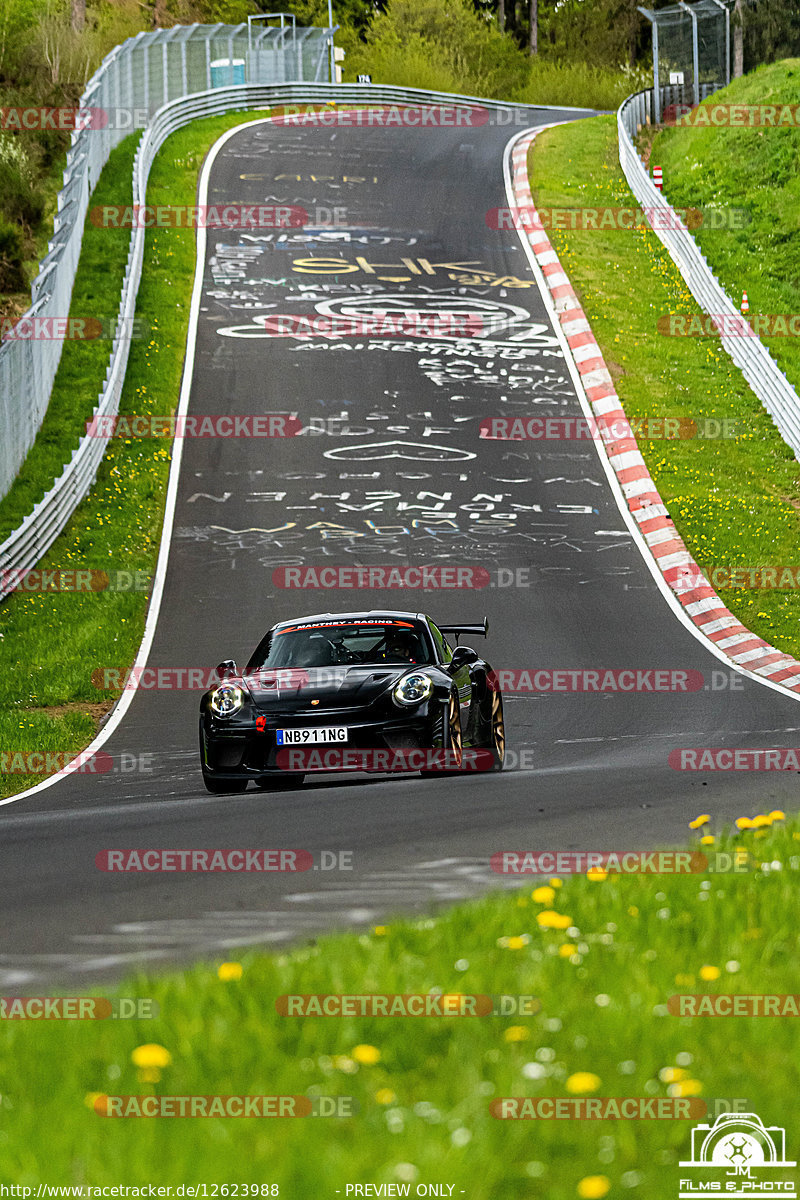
[421,693,463,776]
[202,774,248,794]
[254,774,306,791]
[487,687,505,771]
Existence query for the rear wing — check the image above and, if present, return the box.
[439,618,489,644]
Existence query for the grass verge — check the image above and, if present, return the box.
[651,61,800,394]
[0,812,795,1194]
[529,114,800,658]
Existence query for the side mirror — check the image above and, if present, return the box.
[450,645,479,670]
[216,659,238,681]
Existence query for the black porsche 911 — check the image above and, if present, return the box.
[198,610,505,793]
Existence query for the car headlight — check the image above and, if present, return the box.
[209,684,244,717]
[393,672,434,707]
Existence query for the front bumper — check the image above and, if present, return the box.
[200,710,441,779]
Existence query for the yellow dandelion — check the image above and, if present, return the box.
[659,1066,688,1083]
[566,1072,601,1095]
[577,1176,610,1199]
[670,1078,703,1097]
[500,935,528,949]
[559,943,576,957]
[700,835,715,845]
[352,1044,381,1066]
[628,905,639,917]
[586,869,608,882]
[373,925,388,936]
[217,962,243,981]
[532,886,556,904]
[549,878,563,888]
[131,1043,171,1069]
[689,814,710,830]
[503,1026,530,1043]
[769,810,785,821]
[735,817,753,830]
[375,1088,396,1105]
[537,911,572,930]
[699,965,720,981]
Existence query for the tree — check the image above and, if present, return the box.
[733,0,744,76]
[529,0,536,55]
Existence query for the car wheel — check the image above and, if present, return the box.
[254,774,306,791]
[421,693,463,775]
[488,688,505,771]
[202,774,248,794]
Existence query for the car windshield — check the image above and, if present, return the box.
[247,621,433,670]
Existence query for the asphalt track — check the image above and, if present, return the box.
[2,106,800,990]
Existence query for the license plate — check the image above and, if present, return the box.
[276,726,348,745]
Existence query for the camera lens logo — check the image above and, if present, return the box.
[724,1136,751,1166]
[679,1113,796,1198]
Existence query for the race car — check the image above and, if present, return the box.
[198,610,505,792]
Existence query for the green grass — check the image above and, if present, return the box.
[0,137,138,542]
[0,109,279,800]
[0,814,796,1194]
[652,60,800,394]
[529,114,800,659]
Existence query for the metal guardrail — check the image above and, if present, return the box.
[618,88,800,458]
[0,82,559,600]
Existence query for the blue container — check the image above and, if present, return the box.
[210,58,245,87]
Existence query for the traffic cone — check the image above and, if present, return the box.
[741,291,749,315]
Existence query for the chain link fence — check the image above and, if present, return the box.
[639,1,731,120]
[0,22,333,505]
